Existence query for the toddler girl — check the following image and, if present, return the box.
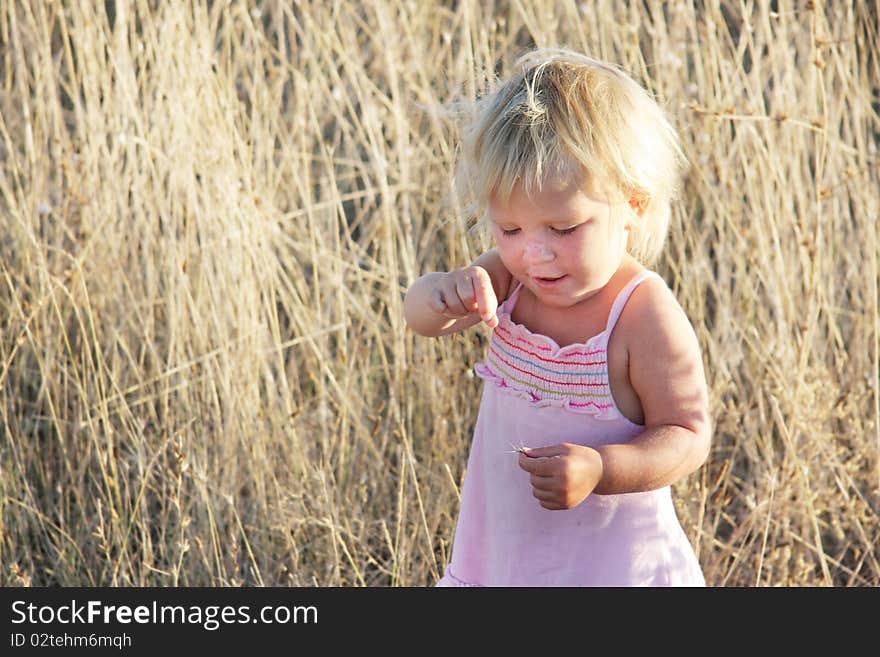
[404,48,711,586]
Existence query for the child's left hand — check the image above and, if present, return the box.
[517,443,603,510]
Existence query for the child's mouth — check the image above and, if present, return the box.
[532,274,567,287]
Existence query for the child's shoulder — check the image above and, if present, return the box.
[617,270,695,343]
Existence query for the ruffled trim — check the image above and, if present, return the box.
[474,360,621,420]
[436,567,482,587]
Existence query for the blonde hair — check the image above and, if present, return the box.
[456,48,687,264]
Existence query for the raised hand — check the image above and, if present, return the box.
[427,265,499,329]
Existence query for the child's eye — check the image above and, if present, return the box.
[500,228,520,237]
[551,225,579,236]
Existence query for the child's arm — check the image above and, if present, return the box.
[404,249,512,337]
[518,280,711,509]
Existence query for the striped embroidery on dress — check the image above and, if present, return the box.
[494,324,605,363]
[483,321,613,409]
[480,362,614,409]
[487,345,606,387]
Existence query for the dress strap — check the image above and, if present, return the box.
[604,270,663,334]
[499,281,525,314]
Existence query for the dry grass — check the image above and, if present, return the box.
[1,0,877,587]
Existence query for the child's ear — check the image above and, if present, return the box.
[628,193,649,217]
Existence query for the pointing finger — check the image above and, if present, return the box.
[454,275,478,313]
[471,268,498,327]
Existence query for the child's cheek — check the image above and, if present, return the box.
[494,241,518,272]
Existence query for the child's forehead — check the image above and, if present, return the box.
[489,170,617,207]
[487,177,621,221]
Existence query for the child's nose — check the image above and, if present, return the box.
[524,239,554,263]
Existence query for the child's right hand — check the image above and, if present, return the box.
[427,266,499,329]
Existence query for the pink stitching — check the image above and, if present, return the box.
[488,345,607,387]
[494,326,606,365]
[475,354,616,414]
[570,400,614,409]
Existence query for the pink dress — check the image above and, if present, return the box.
[437,270,705,587]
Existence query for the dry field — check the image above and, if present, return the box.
[1,0,878,587]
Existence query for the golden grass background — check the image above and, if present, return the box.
[1,0,877,586]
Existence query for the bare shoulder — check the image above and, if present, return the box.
[618,274,697,347]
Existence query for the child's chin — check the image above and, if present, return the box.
[531,288,577,307]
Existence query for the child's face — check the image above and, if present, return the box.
[487,173,630,308]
